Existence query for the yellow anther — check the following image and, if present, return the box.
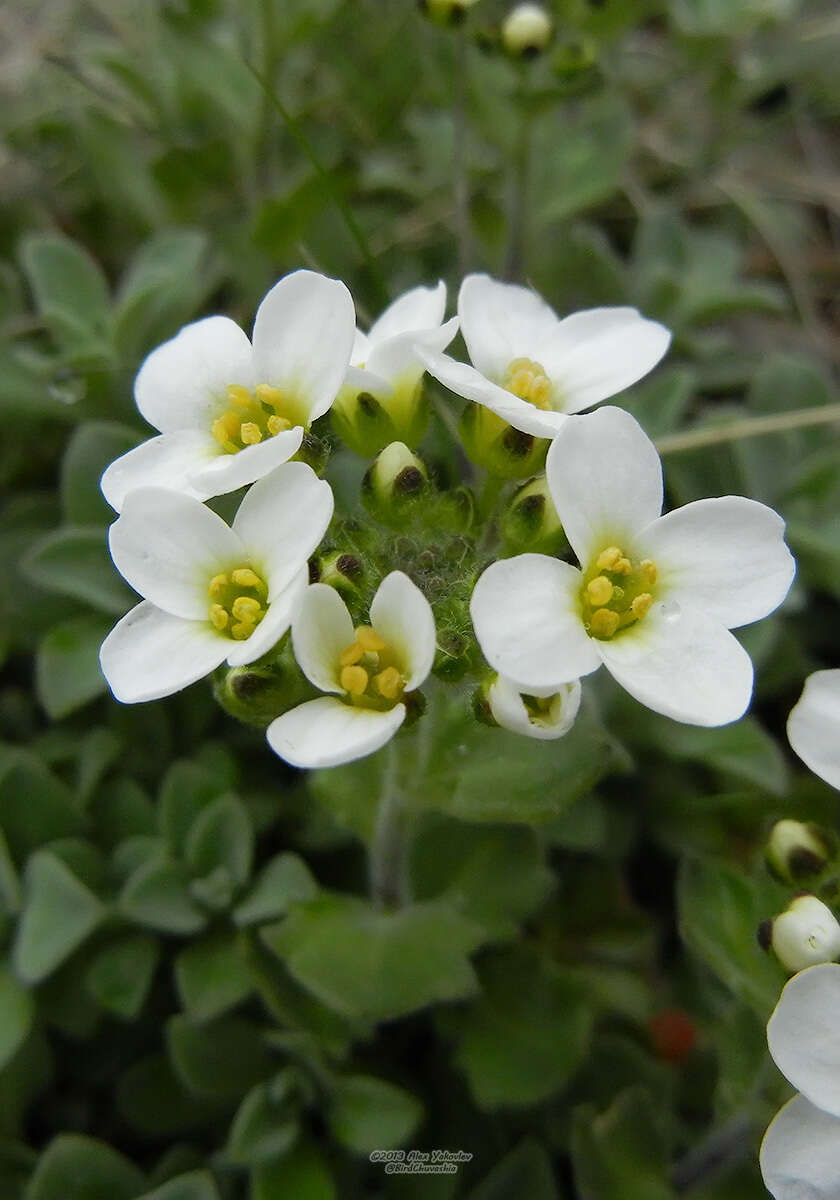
[227,384,252,407]
[374,666,402,701]
[255,384,285,406]
[596,546,622,570]
[586,576,614,607]
[231,621,254,640]
[640,559,658,585]
[231,567,264,589]
[590,609,620,639]
[613,557,632,576]
[341,665,369,696]
[211,415,239,449]
[240,422,262,445]
[231,595,263,622]
[631,592,653,620]
[504,357,552,410]
[208,574,229,598]
[356,626,386,652]
[209,604,229,631]
[339,642,365,667]
[267,414,292,436]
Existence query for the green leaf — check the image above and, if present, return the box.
[114,230,213,361]
[411,817,552,938]
[85,933,160,1020]
[449,947,593,1109]
[117,1055,225,1138]
[175,931,252,1020]
[19,235,113,363]
[658,717,790,796]
[13,849,106,983]
[120,861,207,935]
[60,421,143,526]
[251,1142,336,1200]
[0,969,33,1072]
[467,1139,558,1200]
[184,795,253,888]
[533,93,633,225]
[227,1078,300,1166]
[233,853,318,927]
[25,1134,145,1200]
[35,615,112,719]
[0,747,83,863]
[262,895,483,1021]
[571,1087,674,1200]
[23,527,133,616]
[678,857,787,1018]
[167,1015,274,1102]
[159,761,229,855]
[328,1075,422,1155]
[137,1171,221,1200]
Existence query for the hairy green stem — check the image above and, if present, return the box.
[369,742,407,910]
[656,403,840,455]
[504,73,533,281]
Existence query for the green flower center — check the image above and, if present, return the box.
[337,625,405,710]
[211,384,301,454]
[503,358,553,410]
[208,566,268,640]
[581,545,658,641]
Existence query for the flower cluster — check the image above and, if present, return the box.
[100,268,797,769]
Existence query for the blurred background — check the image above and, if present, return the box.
[1,1,839,1197]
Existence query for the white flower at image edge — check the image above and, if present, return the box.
[341,280,459,410]
[488,675,581,740]
[787,669,840,790]
[416,273,671,438]
[101,270,355,511]
[100,462,333,702]
[266,572,436,769]
[471,406,796,727]
[761,963,840,1199]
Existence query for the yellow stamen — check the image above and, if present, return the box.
[586,576,613,607]
[356,626,386,652]
[374,666,402,701]
[255,383,285,406]
[240,422,262,445]
[339,642,365,667]
[209,604,229,631]
[631,592,653,620]
[596,546,622,570]
[231,621,255,640]
[227,384,252,407]
[231,595,263,622]
[640,559,658,585]
[208,573,229,598]
[341,665,369,696]
[590,608,620,639]
[231,568,264,590]
[267,414,292,435]
[614,557,632,576]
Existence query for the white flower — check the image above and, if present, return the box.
[771,896,840,974]
[100,462,333,703]
[266,571,436,769]
[788,670,840,791]
[488,675,581,740]
[761,963,840,1199]
[416,274,671,439]
[470,406,795,727]
[502,4,553,56]
[333,282,459,449]
[101,270,355,512]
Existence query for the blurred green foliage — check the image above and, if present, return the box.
[1,0,839,1196]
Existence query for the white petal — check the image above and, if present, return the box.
[539,308,671,413]
[232,462,334,598]
[788,670,840,791]
[761,1094,840,1200]
[351,328,371,367]
[251,270,355,424]
[100,601,227,703]
[109,488,243,619]
[134,316,254,433]
[488,675,582,740]
[342,364,392,399]
[470,555,602,691]
[100,431,213,513]
[595,602,754,726]
[267,697,406,769]
[367,281,447,346]
[369,571,436,691]
[225,568,308,667]
[767,963,840,1118]
[291,583,354,694]
[641,497,795,630]
[188,427,304,500]
[458,273,561,381]
[417,348,566,439]
[366,317,460,390]
[545,406,663,565]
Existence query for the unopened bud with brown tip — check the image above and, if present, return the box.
[762,894,840,974]
[501,3,553,57]
[309,551,364,601]
[766,819,836,885]
[459,403,547,479]
[501,474,565,553]
[362,442,429,525]
[419,0,481,26]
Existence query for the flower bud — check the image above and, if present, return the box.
[459,403,548,479]
[294,431,329,475]
[501,3,553,57]
[552,36,602,97]
[419,0,480,26]
[480,674,581,740]
[214,660,309,728]
[761,895,840,974]
[309,550,364,601]
[331,383,429,459]
[362,442,428,525]
[766,819,836,886]
[501,475,565,554]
